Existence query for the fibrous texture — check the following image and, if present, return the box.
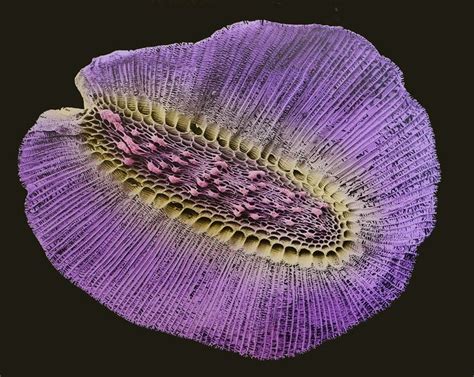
[19,21,440,359]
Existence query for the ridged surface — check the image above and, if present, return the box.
[19,21,440,359]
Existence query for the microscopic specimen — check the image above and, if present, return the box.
[18,21,440,359]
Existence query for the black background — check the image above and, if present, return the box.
[2,1,471,376]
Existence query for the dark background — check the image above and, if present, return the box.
[2,1,470,376]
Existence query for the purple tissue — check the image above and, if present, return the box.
[18,21,440,359]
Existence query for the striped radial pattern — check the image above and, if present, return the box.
[19,21,440,359]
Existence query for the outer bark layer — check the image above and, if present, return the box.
[19,21,440,359]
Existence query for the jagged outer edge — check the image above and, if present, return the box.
[18,20,441,360]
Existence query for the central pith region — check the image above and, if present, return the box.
[80,94,362,268]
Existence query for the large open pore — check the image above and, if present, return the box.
[19,21,439,359]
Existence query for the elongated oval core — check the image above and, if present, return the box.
[80,94,362,268]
